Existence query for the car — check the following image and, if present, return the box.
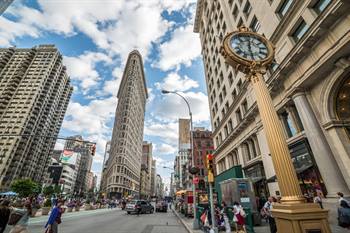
[155,201,168,212]
[126,200,154,214]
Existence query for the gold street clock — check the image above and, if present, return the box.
[221,26,275,74]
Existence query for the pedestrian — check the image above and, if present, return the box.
[136,202,142,216]
[233,201,246,232]
[220,201,231,233]
[313,190,323,209]
[262,197,277,233]
[0,200,11,233]
[337,192,350,207]
[44,200,64,233]
[338,200,350,229]
[9,201,32,233]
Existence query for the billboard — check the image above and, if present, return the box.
[60,150,80,166]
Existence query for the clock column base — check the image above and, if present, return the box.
[271,203,331,233]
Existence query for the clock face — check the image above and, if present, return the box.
[230,34,269,61]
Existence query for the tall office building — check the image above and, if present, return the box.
[0,45,72,191]
[100,141,111,193]
[178,118,191,190]
[64,135,94,196]
[194,0,350,197]
[0,0,14,15]
[106,50,148,198]
[140,141,153,198]
[150,159,156,196]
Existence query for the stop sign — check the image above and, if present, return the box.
[193,177,199,184]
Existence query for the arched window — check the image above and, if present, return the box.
[335,76,350,137]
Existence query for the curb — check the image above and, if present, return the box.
[172,208,194,233]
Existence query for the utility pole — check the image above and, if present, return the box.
[206,154,217,233]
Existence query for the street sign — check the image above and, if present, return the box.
[193,177,199,184]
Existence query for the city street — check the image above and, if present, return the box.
[4,208,188,233]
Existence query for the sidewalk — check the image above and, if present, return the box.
[172,208,347,233]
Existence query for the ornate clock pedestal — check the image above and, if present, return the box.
[221,26,331,233]
[272,203,331,233]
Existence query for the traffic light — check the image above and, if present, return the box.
[91,144,96,156]
[206,154,214,183]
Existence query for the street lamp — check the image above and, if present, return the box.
[161,89,199,230]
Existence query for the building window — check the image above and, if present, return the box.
[232,89,237,100]
[219,93,223,104]
[250,15,260,32]
[237,79,242,90]
[237,18,243,28]
[228,72,233,85]
[236,108,242,123]
[243,1,252,18]
[335,75,350,122]
[291,20,309,42]
[233,5,239,20]
[241,100,248,115]
[228,119,233,131]
[277,0,293,17]
[224,126,229,137]
[312,0,331,14]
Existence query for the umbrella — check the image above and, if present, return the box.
[0,191,18,196]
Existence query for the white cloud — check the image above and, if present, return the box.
[154,24,201,71]
[155,72,199,92]
[144,121,178,144]
[154,91,210,122]
[0,17,40,46]
[154,143,177,155]
[62,97,116,135]
[63,52,112,91]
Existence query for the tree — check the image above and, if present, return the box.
[43,185,55,197]
[11,179,39,198]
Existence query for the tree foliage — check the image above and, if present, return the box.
[11,179,39,198]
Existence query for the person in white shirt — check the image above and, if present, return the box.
[263,197,277,233]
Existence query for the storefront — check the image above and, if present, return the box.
[243,161,269,199]
[267,138,327,198]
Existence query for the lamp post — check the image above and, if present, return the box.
[220,26,330,233]
[161,90,199,229]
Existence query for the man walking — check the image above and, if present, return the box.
[262,197,277,233]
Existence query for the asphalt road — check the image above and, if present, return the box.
[4,208,188,233]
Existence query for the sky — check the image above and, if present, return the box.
[0,0,211,189]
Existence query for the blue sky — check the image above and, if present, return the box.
[0,0,210,187]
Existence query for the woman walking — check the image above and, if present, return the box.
[45,200,64,233]
[233,201,246,233]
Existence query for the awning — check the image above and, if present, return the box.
[266,165,314,183]
[0,191,17,196]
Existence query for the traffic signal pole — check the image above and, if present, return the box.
[206,154,217,233]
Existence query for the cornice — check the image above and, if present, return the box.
[193,0,204,33]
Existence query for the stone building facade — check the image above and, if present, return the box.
[140,141,153,198]
[194,0,350,198]
[0,45,72,191]
[64,135,94,196]
[105,50,148,198]
[0,0,13,15]
[192,127,214,191]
